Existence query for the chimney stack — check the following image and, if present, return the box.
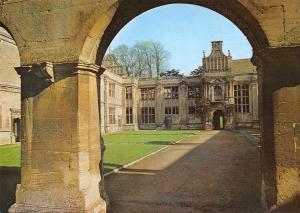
[211,41,223,52]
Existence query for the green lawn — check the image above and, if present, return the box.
[103,130,198,172]
[0,144,21,167]
[0,130,199,172]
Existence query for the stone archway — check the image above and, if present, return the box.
[1,1,299,212]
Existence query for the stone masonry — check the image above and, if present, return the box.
[0,0,299,212]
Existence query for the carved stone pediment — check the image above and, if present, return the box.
[209,78,225,84]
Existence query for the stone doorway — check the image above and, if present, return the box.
[213,110,225,130]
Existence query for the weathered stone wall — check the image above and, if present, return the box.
[253,47,300,211]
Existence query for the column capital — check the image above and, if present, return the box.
[15,62,54,98]
[15,61,54,83]
[75,63,105,76]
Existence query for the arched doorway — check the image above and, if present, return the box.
[212,110,225,130]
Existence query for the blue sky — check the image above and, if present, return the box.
[108,4,252,74]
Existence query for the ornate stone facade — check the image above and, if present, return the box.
[101,41,259,133]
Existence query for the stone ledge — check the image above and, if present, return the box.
[9,201,106,213]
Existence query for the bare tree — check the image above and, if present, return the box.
[132,43,146,77]
[112,44,135,76]
[112,41,170,78]
[151,41,169,78]
[139,41,154,78]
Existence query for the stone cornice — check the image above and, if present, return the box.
[76,63,101,75]
[252,46,300,67]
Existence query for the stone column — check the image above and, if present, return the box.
[132,82,139,130]
[155,84,164,127]
[252,47,300,211]
[179,83,187,129]
[103,77,108,133]
[99,69,106,134]
[10,62,106,213]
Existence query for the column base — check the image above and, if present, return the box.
[9,184,107,213]
[9,201,106,213]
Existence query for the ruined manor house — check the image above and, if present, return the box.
[101,41,259,133]
[0,33,259,143]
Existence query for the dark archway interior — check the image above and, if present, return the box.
[213,110,225,130]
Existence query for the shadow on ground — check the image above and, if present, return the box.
[0,167,20,213]
[105,131,263,213]
[3,130,295,213]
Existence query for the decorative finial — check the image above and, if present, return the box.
[203,51,205,57]
[228,50,231,56]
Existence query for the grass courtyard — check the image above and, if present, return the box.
[0,130,199,172]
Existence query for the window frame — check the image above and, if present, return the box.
[126,107,133,124]
[109,82,116,98]
[141,88,155,101]
[126,86,133,100]
[234,83,250,113]
[165,106,179,115]
[188,86,202,99]
[141,107,155,123]
[164,86,179,100]
[109,107,116,124]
